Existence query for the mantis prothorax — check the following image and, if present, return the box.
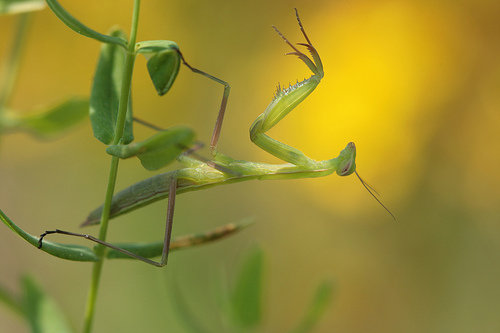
[38,9,395,267]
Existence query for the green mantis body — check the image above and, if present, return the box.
[84,145,355,226]
[36,8,392,267]
[82,10,358,228]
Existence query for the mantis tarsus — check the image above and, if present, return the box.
[38,9,395,267]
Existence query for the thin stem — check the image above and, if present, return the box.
[82,1,141,332]
[0,13,31,109]
[0,13,31,142]
[82,156,119,333]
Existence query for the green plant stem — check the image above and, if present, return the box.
[82,1,140,332]
[0,13,31,142]
[0,13,31,109]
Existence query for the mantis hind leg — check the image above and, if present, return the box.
[38,178,179,267]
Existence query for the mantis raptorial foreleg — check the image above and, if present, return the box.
[249,10,324,168]
[39,177,179,267]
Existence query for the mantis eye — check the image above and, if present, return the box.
[340,162,352,176]
[338,157,355,176]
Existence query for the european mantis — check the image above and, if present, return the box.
[38,9,395,267]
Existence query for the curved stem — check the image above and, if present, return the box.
[46,0,127,49]
[82,1,141,332]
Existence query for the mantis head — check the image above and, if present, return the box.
[336,142,356,176]
[335,142,396,220]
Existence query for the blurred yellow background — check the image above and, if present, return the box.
[1,0,500,332]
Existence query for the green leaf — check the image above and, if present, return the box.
[4,97,88,138]
[136,40,180,96]
[106,126,194,170]
[45,0,126,48]
[290,280,334,333]
[230,245,264,328]
[146,49,180,96]
[22,276,75,333]
[170,282,213,333]
[0,209,98,262]
[135,40,179,54]
[0,284,24,317]
[0,0,45,15]
[90,28,133,145]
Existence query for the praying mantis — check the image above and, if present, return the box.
[37,9,395,267]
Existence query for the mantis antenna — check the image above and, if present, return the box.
[355,171,396,221]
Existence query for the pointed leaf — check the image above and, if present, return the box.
[0,209,98,262]
[290,280,334,333]
[5,97,88,138]
[136,40,180,96]
[146,49,180,95]
[230,245,264,328]
[0,0,45,15]
[90,28,133,144]
[22,276,75,333]
[106,126,194,170]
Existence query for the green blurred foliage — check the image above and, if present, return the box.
[0,276,74,333]
[3,98,88,139]
[0,0,44,15]
[21,276,74,333]
[171,245,333,333]
[229,246,264,328]
[1,0,500,332]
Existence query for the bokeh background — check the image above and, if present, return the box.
[1,0,500,332]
